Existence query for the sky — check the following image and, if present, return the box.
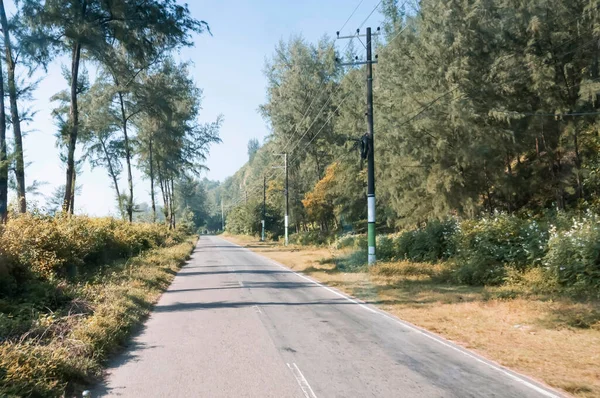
[11,0,384,216]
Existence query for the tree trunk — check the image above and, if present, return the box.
[0,36,7,223]
[64,41,82,213]
[0,0,25,213]
[573,127,583,199]
[100,137,124,220]
[157,162,169,224]
[170,178,176,229]
[118,92,134,222]
[70,166,76,215]
[149,139,156,222]
[167,177,173,229]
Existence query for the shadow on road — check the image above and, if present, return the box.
[178,269,291,276]
[153,298,358,313]
[164,281,319,294]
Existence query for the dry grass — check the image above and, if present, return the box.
[0,237,197,398]
[224,235,600,398]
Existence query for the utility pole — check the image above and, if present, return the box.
[221,198,224,231]
[273,153,289,246]
[337,27,379,265]
[262,175,266,242]
[284,153,289,246]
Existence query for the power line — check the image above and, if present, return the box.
[358,0,383,30]
[288,80,364,166]
[339,0,366,34]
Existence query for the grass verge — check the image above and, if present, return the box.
[0,236,196,397]
[223,235,600,398]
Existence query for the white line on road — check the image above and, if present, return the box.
[238,280,244,287]
[271,259,561,398]
[287,363,317,398]
[253,305,263,314]
[223,238,563,398]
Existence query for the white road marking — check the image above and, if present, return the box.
[238,280,244,287]
[223,238,563,398]
[253,305,263,314]
[287,363,317,398]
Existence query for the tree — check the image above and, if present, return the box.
[260,36,343,231]
[0,27,6,222]
[46,184,81,216]
[247,138,260,163]
[78,79,127,219]
[136,60,221,228]
[0,0,27,213]
[21,0,208,214]
[174,174,209,229]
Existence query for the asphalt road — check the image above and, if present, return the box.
[94,236,563,398]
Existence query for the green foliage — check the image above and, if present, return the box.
[289,231,334,246]
[177,206,197,235]
[333,250,368,273]
[452,214,550,285]
[545,215,600,294]
[394,220,458,263]
[247,138,260,163]
[226,201,283,239]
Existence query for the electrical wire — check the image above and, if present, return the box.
[339,0,366,34]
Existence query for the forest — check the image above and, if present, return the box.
[215,0,600,290]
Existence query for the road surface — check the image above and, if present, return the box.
[94,236,562,398]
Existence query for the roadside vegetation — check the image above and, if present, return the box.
[0,214,196,397]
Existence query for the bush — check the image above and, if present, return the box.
[0,214,184,293]
[332,233,360,249]
[394,219,458,263]
[376,235,396,261]
[289,231,334,246]
[452,214,549,285]
[545,216,600,294]
[335,250,368,272]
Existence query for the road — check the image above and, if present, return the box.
[94,236,562,398]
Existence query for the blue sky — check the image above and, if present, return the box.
[13,0,384,216]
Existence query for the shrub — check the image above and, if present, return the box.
[335,250,368,272]
[452,214,549,285]
[545,216,600,294]
[394,219,458,263]
[503,267,558,294]
[332,233,360,249]
[0,214,184,292]
[376,235,396,261]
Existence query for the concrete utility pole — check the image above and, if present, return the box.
[262,175,266,242]
[365,27,376,265]
[284,153,289,246]
[337,27,379,265]
[273,153,289,246]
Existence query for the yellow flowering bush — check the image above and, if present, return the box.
[0,214,184,288]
